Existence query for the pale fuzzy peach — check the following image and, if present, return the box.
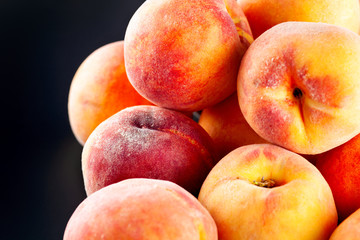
[124,0,252,112]
[237,0,360,38]
[64,178,218,240]
[238,22,360,155]
[198,144,338,240]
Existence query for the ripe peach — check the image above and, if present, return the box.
[198,144,338,240]
[199,93,267,159]
[238,22,360,155]
[68,41,153,145]
[329,208,360,240]
[237,0,360,39]
[124,0,253,112]
[64,178,218,240]
[82,105,218,196]
[315,133,360,222]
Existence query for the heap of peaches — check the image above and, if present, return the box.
[64,0,360,239]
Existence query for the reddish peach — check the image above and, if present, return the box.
[64,178,218,240]
[68,41,153,145]
[315,133,360,222]
[199,93,267,159]
[329,208,360,240]
[237,0,360,39]
[198,144,338,240]
[82,105,218,196]
[238,22,360,155]
[124,0,253,112]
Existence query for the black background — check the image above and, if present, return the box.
[2,1,145,239]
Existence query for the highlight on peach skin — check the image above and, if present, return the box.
[63,178,218,240]
[199,93,267,159]
[238,21,360,155]
[82,105,218,196]
[315,133,360,222]
[237,0,360,38]
[198,144,338,240]
[124,0,253,112]
[68,41,153,145]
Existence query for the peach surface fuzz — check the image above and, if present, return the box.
[124,0,253,112]
[63,178,218,240]
[198,144,338,240]
[238,22,360,155]
[82,105,218,196]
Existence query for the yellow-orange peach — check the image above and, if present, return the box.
[64,178,218,240]
[124,0,253,112]
[329,208,360,240]
[199,93,267,158]
[198,144,338,240]
[237,0,360,38]
[68,41,153,145]
[315,133,360,222]
[238,22,360,155]
[82,105,218,196]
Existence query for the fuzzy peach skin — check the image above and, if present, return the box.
[198,144,338,240]
[64,178,218,240]
[237,0,360,39]
[68,41,153,145]
[238,22,360,155]
[82,105,218,196]
[330,208,360,240]
[315,133,360,222]
[199,93,267,159]
[124,0,253,112]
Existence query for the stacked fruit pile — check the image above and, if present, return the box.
[64,0,360,239]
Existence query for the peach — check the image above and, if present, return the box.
[82,105,218,196]
[238,22,360,155]
[199,93,267,159]
[68,41,153,145]
[329,208,360,240]
[64,178,218,240]
[198,144,338,240]
[237,0,360,39]
[124,0,253,112]
[314,133,360,222]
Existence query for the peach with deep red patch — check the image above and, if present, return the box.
[315,133,360,222]
[238,22,360,155]
[198,144,338,240]
[124,0,253,112]
[68,41,153,145]
[64,178,218,240]
[82,105,218,196]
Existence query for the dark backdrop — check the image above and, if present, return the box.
[2,1,145,239]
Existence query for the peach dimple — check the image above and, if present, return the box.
[198,144,338,240]
[238,22,360,154]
